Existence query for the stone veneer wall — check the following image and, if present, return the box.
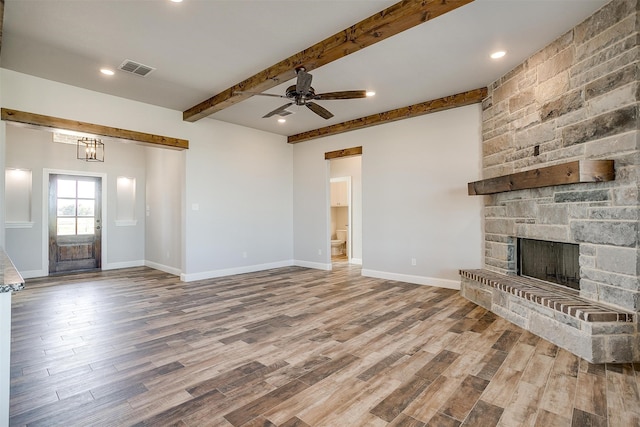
[479,0,639,314]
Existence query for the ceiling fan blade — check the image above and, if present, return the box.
[306,102,334,120]
[262,102,293,118]
[235,90,287,99]
[296,69,313,95]
[314,90,368,100]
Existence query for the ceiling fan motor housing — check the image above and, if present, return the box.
[286,85,315,104]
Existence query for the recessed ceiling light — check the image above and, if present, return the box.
[170,0,183,3]
[277,118,286,123]
[366,91,376,97]
[100,68,115,76]
[490,51,506,59]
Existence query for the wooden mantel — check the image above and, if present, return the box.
[468,160,615,195]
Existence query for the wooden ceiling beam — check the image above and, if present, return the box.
[1,108,189,150]
[325,146,363,160]
[183,0,475,122]
[288,87,487,144]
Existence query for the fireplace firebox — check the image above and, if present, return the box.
[517,238,580,290]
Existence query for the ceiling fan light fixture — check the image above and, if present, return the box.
[366,91,376,97]
[277,118,286,123]
[490,51,506,59]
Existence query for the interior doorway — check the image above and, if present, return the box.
[48,174,102,274]
[328,154,362,265]
[330,176,351,262]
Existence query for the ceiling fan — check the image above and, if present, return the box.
[236,68,369,120]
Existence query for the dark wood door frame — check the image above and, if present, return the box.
[43,169,107,275]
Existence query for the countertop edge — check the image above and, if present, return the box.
[1,249,25,293]
[0,283,25,293]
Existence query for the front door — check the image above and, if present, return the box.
[49,175,102,274]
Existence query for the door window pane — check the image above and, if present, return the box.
[57,179,76,198]
[77,218,95,235]
[78,181,95,199]
[54,177,98,237]
[57,218,76,235]
[57,199,76,216]
[77,200,95,217]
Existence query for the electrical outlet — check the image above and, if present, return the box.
[411,258,416,266]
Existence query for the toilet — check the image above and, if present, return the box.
[330,229,347,256]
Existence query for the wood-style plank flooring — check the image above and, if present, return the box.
[9,263,640,426]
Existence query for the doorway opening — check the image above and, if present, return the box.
[330,176,350,262]
[48,174,103,274]
[328,154,362,266]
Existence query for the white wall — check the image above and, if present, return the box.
[1,69,294,281]
[181,121,293,281]
[293,104,484,288]
[330,156,362,262]
[145,146,184,275]
[292,148,333,270]
[4,125,147,276]
[0,121,5,248]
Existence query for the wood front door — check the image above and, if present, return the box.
[49,175,102,274]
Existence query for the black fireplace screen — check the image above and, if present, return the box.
[517,238,580,290]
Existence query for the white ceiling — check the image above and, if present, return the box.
[1,0,610,137]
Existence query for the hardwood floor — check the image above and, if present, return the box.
[9,264,640,426]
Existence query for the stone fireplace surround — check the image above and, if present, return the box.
[460,0,639,363]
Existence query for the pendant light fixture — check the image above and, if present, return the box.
[77,137,104,162]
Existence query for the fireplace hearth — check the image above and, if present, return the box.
[517,238,579,290]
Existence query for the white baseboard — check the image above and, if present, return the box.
[350,258,363,265]
[18,269,47,279]
[293,260,332,271]
[145,260,182,277]
[180,260,294,282]
[103,260,145,271]
[361,269,460,290]
[18,261,176,280]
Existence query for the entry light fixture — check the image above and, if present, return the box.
[77,137,104,162]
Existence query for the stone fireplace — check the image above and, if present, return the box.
[460,0,639,363]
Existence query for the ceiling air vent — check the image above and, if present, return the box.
[118,59,156,77]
